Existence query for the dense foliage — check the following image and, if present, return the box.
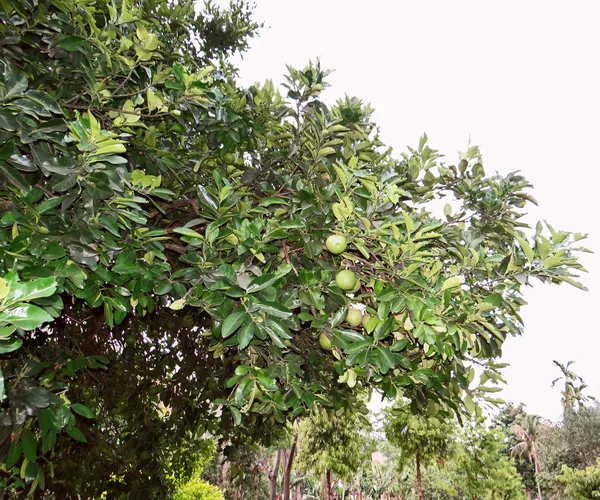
[0,0,588,496]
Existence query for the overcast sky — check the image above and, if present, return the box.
[227,0,599,420]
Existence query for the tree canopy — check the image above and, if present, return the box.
[0,0,589,496]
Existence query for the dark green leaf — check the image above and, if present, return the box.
[222,310,248,338]
[70,403,95,419]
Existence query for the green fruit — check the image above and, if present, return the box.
[319,332,332,351]
[336,270,357,291]
[125,335,136,346]
[362,313,372,329]
[346,308,363,327]
[223,153,236,164]
[349,278,361,293]
[326,234,347,255]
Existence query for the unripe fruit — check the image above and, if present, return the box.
[223,153,236,164]
[349,279,361,293]
[336,270,357,291]
[319,332,332,351]
[326,234,347,255]
[362,313,372,329]
[346,308,363,327]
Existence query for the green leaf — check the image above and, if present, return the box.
[440,276,463,292]
[0,278,9,300]
[0,325,17,337]
[515,235,534,263]
[8,277,57,302]
[21,429,37,462]
[391,339,409,352]
[0,140,15,160]
[0,162,29,190]
[254,302,292,319]
[65,425,87,442]
[0,61,28,97]
[0,304,54,330]
[59,35,87,52]
[70,403,95,419]
[373,317,395,341]
[6,441,21,469]
[222,311,248,338]
[168,298,185,310]
[237,322,255,349]
[0,336,23,354]
[173,227,203,239]
[246,274,280,294]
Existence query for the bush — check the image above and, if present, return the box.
[557,459,600,499]
[173,477,223,500]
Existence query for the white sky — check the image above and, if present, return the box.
[227,0,599,421]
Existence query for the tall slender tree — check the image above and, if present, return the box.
[384,404,454,500]
[512,414,544,500]
[552,360,593,420]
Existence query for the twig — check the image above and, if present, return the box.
[165,243,187,255]
[113,65,137,96]
[282,240,298,276]
[148,199,199,218]
[61,103,169,119]
[34,183,54,197]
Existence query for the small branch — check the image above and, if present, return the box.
[34,183,54,197]
[148,199,199,218]
[165,243,187,255]
[113,65,137,96]
[61,103,169,119]
[282,240,298,276]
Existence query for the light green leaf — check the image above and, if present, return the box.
[0,304,54,330]
[440,276,463,292]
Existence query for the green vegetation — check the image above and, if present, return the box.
[0,0,591,497]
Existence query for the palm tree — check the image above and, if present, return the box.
[512,414,543,500]
[551,360,593,420]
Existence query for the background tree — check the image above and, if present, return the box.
[556,459,600,500]
[512,414,544,500]
[450,418,525,500]
[552,360,592,420]
[384,403,455,500]
[296,407,369,500]
[492,404,537,498]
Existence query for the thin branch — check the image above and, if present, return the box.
[113,65,137,96]
[61,103,169,119]
[148,199,200,218]
[282,240,298,276]
[165,243,187,255]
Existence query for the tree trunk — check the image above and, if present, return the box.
[526,489,532,500]
[270,449,282,500]
[322,472,329,500]
[341,480,346,500]
[283,435,298,500]
[416,453,424,500]
[326,469,332,500]
[533,447,543,500]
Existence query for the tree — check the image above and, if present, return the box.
[384,404,455,500]
[512,414,544,500]
[450,419,526,500]
[0,0,588,495]
[552,361,592,420]
[296,407,369,500]
[556,459,600,500]
[538,403,600,497]
[492,404,537,498]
